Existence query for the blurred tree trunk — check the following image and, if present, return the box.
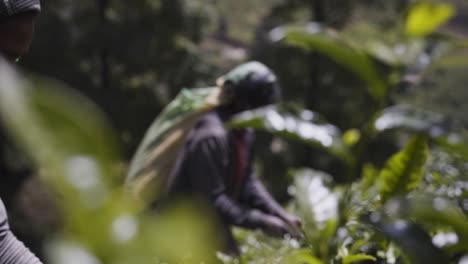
[311,0,325,22]
[98,0,110,90]
[304,0,325,109]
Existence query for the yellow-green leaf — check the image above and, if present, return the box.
[406,2,455,37]
[377,136,428,202]
[343,129,361,147]
[281,249,323,264]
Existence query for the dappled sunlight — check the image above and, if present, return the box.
[228,105,347,160]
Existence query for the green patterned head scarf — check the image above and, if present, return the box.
[217,61,281,109]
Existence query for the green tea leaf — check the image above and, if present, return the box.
[374,105,450,137]
[341,22,426,67]
[271,24,387,101]
[433,132,468,161]
[342,253,376,264]
[281,249,323,264]
[228,105,349,161]
[289,169,339,258]
[343,129,361,147]
[406,2,455,37]
[359,163,379,197]
[377,136,429,202]
[366,216,450,264]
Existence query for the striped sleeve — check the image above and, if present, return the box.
[0,0,40,19]
[0,200,43,264]
[0,1,9,18]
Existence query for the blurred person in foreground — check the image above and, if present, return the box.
[0,0,43,263]
[153,62,302,255]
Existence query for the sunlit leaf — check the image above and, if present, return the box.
[228,105,349,161]
[374,105,451,137]
[377,135,429,202]
[343,129,361,147]
[374,105,468,160]
[365,216,450,264]
[406,2,455,37]
[270,23,387,101]
[289,169,339,258]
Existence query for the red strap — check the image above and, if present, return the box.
[233,130,249,190]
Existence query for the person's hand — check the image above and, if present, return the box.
[250,210,289,237]
[281,213,302,229]
[260,214,291,237]
[249,210,303,238]
[278,212,303,238]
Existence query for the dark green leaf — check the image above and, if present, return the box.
[365,216,450,264]
[341,23,426,67]
[271,23,387,101]
[383,196,468,248]
[377,136,429,202]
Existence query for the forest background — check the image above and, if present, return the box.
[1,0,468,263]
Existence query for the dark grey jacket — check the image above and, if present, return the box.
[163,111,287,253]
[0,199,42,264]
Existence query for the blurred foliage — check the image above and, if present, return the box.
[1,0,468,263]
[271,23,388,101]
[406,2,455,37]
[0,61,219,264]
[225,0,468,263]
[377,135,428,203]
